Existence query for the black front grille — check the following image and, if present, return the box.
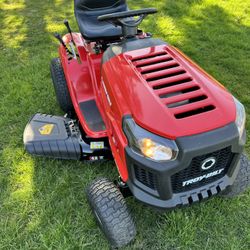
[134,165,158,190]
[171,147,234,193]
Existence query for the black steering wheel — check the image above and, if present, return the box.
[98,8,158,38]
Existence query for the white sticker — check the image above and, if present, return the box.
[90,141,105,150]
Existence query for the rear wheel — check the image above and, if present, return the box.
[50,58,74,114]
[86,178,136,248]
[220,154,250,198]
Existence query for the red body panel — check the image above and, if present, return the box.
[59,33,129,180]
[102,45,236,139]
[59,34,236,182]
[59,33,107,138]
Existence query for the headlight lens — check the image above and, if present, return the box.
[123,118,178,161]
[234,97,246,139]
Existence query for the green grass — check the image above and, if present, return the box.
[0,0,250,249]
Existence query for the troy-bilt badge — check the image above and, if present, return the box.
[182,168,224,187]
[201,157,217,170]
[39,124,54,135]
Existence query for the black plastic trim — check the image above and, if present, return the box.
[102,38,167,64]
[125,123,245,209]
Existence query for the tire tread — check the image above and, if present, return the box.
[50,58,74,113]
[220,154,250,198]
[87,178,136,248]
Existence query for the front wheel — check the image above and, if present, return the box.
[86,178,136,248]
[220,154,250,198]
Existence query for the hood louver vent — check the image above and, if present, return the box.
[131,50,216,119]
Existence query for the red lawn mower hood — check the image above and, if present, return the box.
[102,44,236,139]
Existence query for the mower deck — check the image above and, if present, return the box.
[23,113,112,161]
[23,114,81,160]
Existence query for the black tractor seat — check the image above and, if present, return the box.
[74,0,128,41]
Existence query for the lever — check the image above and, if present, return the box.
[64,19,75,46]
[54,33,72,55]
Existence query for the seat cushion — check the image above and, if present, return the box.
[75,0,126,10]
[74,0,128,40]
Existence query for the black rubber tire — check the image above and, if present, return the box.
[86,178,136,248]
[220,154,250,198]
[50,58,74,113]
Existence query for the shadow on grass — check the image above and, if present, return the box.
[0,1,113,248]
[0,0,250,249]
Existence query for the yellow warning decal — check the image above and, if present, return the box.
[90,142,105,150]
[39,124,54,135]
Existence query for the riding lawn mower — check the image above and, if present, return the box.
[23,0,250,247]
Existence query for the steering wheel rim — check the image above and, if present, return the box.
[97,8,157,23]
[98,8,158,38]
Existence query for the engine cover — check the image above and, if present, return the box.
[101,43,236,139]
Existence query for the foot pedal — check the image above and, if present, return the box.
[23,114,81,160]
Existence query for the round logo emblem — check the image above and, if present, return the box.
[201,157,216,170]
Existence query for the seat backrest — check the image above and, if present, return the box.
[75,0,126,11]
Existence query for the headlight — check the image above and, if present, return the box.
[123,118,178,161]
[234,97,246,139]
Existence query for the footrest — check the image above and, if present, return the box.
[79,100,106,132]
[23,114,81,160]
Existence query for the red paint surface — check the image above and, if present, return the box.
[59,34,236,181]
[102,44,236,140]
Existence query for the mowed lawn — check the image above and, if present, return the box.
[0,0,250,249]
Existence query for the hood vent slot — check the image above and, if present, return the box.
[140,61,179,75]
[175,105,215,119]
[146,69,186,82]
[167,95,208,108]
[131,49,216,119]
[153,76,193,90]
[159,86,200,99]
[132,51,168,63]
